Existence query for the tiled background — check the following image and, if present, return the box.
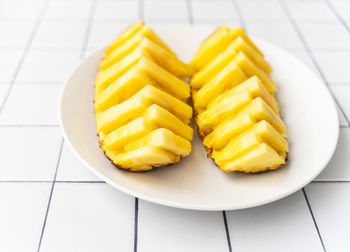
[0,0,349,251]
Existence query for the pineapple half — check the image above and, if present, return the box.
[94,22,193,172]
[190,25,288,173]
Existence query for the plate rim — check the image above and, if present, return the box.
[59,36,339,211]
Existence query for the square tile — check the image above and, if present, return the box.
[330,0,350,20]
[285,1,338,22]
[306,183,350,251]
[226,191,324,251]
[56,143,102,181]
[87,22,129,50]
[299,23,350,50]
[313,51,350,83]
[238,0,288,21]
[44,0,92,20]
[40,183,135,252]
[330,85,350,124]
[0,0,44,19]
[17,51,80,83]
[138,200,228,252]
[94,1,139,21]
[0,20,35,49]
[245,22,305,51]
[316,128,350,181]
[31,21,87,50]
[0,85,61,125]
[0,127,61,180]
[191,0,238,22]
[144,0,188,22]
[0,183,51,252]
[0,50,22,82]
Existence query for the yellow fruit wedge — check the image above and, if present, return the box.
[234,51,276,93]
[95,67,153,112]
[106,146,179,171]
[190,25,233,71]
[232,36,272,74]
[124,128,191,156]
[137,57,190,100]
[212,120,288,164]
[144,104,193,141]
[208,76,279,113]
[197,90,252,135]
[105,22,175,58]
[193,60,247,108]
[230,25,264,56]
[190,42,237,89]
[218,143,286,173]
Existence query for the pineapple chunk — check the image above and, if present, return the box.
[125,128,191,156]
[212,120,288,164]
[190,25,233,71]
[95,67,153,112]
[107,146,179,171]
[208,76,279,113]
[232,36,272,74]
[144,104,193,141]
[230,25,264,56]
[234,51,276,93]
[197,90,252,134]
[193,60,247,108]
[137,57,190,100]
[190,42,237,89]
[105,22,175,57]
[219,143,285,173]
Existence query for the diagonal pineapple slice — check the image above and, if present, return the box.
[230,25,263,56]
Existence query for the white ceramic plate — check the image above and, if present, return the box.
[60,27,339,211]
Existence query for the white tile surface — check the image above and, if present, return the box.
[0,85,61,125]
[0,183,51,252]
[44,0,92,20]
[335,101,349,127]
[56,143,102,181]
[17,51,80,83]
[313,51,350,83]
[329,0,350,20]
[0,50,22,82]
[330,85,350,123]
[0,127,61,180]
[238,0,288,21]
[0,84,9,106]
[245,22,304,51]
[285,1,338,22]
[32,21,87,49]
[0,20,35,49]
[226,191,324,252]
[144,0,188,22]
[306,183,350,252]
[87,22,129,50]
[0,0,44,19]
[94,1,139,21]
[316,128,350,181]
[191,0,238,22]
[138,200,228,252]
[299,23,350,50]
[40,183,135,252]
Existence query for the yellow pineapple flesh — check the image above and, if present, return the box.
[95,23,192,171]
[190,25,288,173]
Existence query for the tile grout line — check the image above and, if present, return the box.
[302,188,327,252]
[231,0,246,30]
[312,180,350,183]
[139,0,144,21]
[0,0,49,116]
[134,198,139,252]
[0,124,59,127]
[222,211,233,252]
[186,0,194,25]
[37,137,64,252]
[323,0,350,34]
[0,180,106,183]
[279,0,350,127]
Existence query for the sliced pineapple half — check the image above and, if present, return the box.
[190,25,288,173]
[95,23,192,171]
